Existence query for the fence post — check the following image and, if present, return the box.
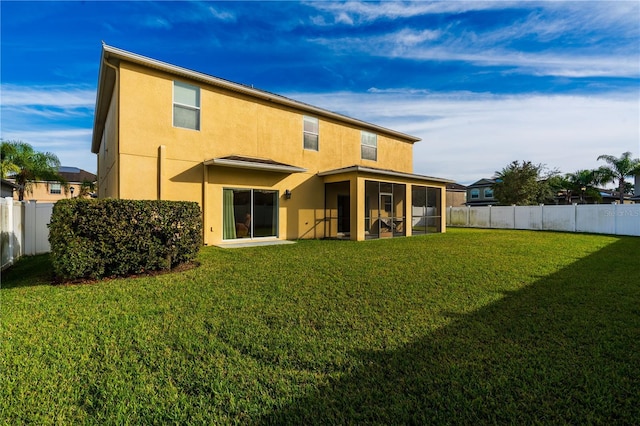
[7,197,14,266]
[2,197,15,268]
[24,200,37,256]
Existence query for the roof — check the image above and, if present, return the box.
[58,167,97,183]
[204,155,307,173]
[92,44,422,154]
[1,179,18,189]
[446,182,467,191]
[468,178,496,187]
[3,168,96,185]
[318,165,453,184]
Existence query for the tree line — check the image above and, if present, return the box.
[492,152,640,206]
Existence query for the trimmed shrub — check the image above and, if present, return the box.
[49,199,202,280]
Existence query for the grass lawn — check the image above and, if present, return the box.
[1,228,639,424]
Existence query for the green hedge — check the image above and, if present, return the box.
[49,199,202,280]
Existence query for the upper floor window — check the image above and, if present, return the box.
[173,81,200,130]
[484,188,494,198]
[361,131,377,161]
[470,189,480,199]
[50,183,61,194]
[303,116,319,151]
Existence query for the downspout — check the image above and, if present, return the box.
[202,162,209,245]
[103,58,120,199]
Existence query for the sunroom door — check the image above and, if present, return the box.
[379,192,393,238]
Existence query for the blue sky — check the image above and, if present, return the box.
[1,1,639,185]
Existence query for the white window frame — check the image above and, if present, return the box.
[484,188,494,198]
[173,81,200,131]
[303,116,319,151]
[470,189,480,199]
[361,131,377,161]
[49,182,62,194]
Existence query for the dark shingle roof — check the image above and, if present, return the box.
[446,183,467,191]
[58,167,96,183]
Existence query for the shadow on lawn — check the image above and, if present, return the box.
[0,254,53,289]
[258,237,640,425]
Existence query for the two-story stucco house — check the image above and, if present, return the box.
[91,45,452,245]
[465,178,496,206]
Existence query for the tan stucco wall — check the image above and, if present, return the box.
[97,86,119,198]
[99,60,440,244]
[204,167,326,244]
[14,182,87,202]
[116,62,414,177]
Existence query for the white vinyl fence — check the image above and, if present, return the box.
[447,204,640,237]
[1,198,54,270]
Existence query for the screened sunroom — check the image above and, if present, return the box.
[319,166,450,241]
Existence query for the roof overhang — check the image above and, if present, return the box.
[318,165,453,184]
[1,179,19,189]
[204,156,307,173]
[91,44,421,154]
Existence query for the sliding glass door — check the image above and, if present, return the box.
[223,188,278,239]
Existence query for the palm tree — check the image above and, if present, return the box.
[1,140,20,178]
[0,140,66,201]
[565,169,603,204]
[597,152,640,204]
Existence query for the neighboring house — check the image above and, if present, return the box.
[598,189,633,204]
[1,179,17,198]
[465,178,496,206]
[9,167,97,202]
[555,187,634,205]
[446,183,467,207]
[91,44,452,245]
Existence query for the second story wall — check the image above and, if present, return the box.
[117,62,415,177]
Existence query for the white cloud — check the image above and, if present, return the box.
[306,1,639,79]
[1,84,95,107]
[307,1,509,24]
[1,84,96,172]
[2,106,92,120]
[0,129,95,172]
[390,28,441,46]
[310,29,639,78]
[143,16,172,30]
[285,90,640,185]
[307,0,639,35]
[208,6,236,22]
